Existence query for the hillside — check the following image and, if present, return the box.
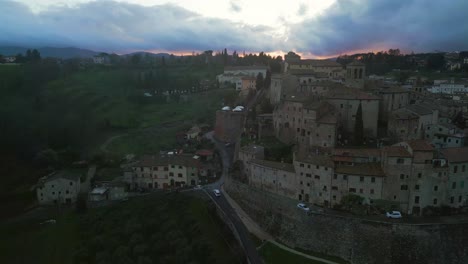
[0,46,100,58]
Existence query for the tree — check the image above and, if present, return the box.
[76,194,87,213]
[255,72,264,90]
[259,98,273,114]
[31,49,41,61]
[264,70,271,89]
[427,53,445,70]
[354,102,364,145]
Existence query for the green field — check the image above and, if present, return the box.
[0,193,242,264]
[259,242,330,264]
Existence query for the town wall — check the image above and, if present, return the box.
[225,177,468,264]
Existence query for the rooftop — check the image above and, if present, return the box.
[335,163,385,177]
[333,148,381,158]
[441,147,468,163]
[250,159,295,173]
[295,152,334,168]
[225,65,269,71]
[384,146,412,157]
[406,140,434,151]
[326,88,380,100]
[38,170,81,185]
[136,154,200,168]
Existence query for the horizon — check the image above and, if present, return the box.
[2,0,468,58]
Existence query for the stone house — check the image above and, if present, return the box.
[388,103,439,142]
[374,86,410,122]
[123,154,201,190]
[425,123,466,149]
[285,59,344,78]
[89,181,128,202]
[214,109,246,143]
[36,171,81,205]
[441,147,468,207]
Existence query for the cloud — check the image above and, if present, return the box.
[0,0,279,53]
[297,3,307,16]
[229,1,242,13]
[287,0,468,56]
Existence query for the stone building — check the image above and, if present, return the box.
[36,171,81,205]
[425,123,466,148]
[326,88,380,137]
[123,154,201,190]
[238,144,265,178]
[285,59,344,78]
[388,103,439,142]
[214,109,246,143]
[440,147,468,207]
[249,159,296,199]
[374,86,410,122]
[345,61,366,89]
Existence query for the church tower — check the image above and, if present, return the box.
[345,61,366,89]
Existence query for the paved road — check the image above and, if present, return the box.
[204,132,263,264]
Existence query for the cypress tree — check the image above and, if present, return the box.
[354,102,364,145]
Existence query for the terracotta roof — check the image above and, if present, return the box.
[335,163,385,177]
[250,159,295,173]
[326,88,380,100]
[384,146,412,157]
[294,152,334,168]
[391,108,419,120]
[38,171,81,185]
[441,147,468,163]
[406,140,434,151]
[195,149,214,156]
[241,76,257,80]
[137,155,200,168]
[333,148,381,158]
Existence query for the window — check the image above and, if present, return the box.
[349,188,356,193]
[69,182,73,186]
[300,181,303,185]
[316,165,319,169]
[400,174,404,180]
[307,183,310,187]
[400,185,408,190]
[450,197,454,204]
[332,186,338,190]
[333,195,337,200]
[360,177,364,182]
[454,166,458,173]
[171,165,175,168]
[462,165,466,172]
[314,175,320,179]
[300,163,304,167]
[452,182,456,189]
[169,172,174,176]
[371,177,375,183]
[434,185,438,191]
[52,192,55,195]
[415,185,420,190]
[414,196,420,204]
[459,196,462,203]
[66,190,69,194]
[394,195,397,200]
[306,173,311,178]
[359,189,363,194]
[179,165,183,169]
[51,185,55,188]
[397,158,404,164]
[461,181,465,188]
[307,165,311,169]
[370,189,374,194]
[417,173,422,178]
[333,174,337,179]
[343,175,347,180]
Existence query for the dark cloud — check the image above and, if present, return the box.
[288,0,468,56]
[0,0,278,53]
[229,1,242,13]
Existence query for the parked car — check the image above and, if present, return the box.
[194,185,202,190]
[297,203,310,211]
[386,211,402,219]
[213,189,221,197]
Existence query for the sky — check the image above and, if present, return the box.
[1,0,468,58]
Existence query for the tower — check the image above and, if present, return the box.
[345,61,366,89]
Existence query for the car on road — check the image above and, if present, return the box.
[213,189,221,197]
[194,185,202,190]
[297,203,310,212]
[386,211,402,219]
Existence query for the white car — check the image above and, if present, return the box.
[194,185,202,190]
[386,211,402,219]
[297,203,310,211]
[213,189,221,197]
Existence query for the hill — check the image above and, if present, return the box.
[121,51,172,58]
[0,46,100,59]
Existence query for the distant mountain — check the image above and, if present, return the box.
[122,51,172,58]
[0,46,101,59]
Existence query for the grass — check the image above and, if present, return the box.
[259,242,330,264]
[0,212,79,264]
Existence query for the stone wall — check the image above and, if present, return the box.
[225,177,468,264]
